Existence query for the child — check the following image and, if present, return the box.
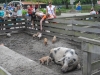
[40,13,50,31]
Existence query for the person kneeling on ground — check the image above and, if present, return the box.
[40,13,50,31]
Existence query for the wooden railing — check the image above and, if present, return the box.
[0,16,28,35]
[25,14,100,44]
[79,37,100,75]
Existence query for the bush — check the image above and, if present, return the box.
[22,9,27,16]
[39,8,46,14]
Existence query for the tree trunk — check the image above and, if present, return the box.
[66,0,69,9]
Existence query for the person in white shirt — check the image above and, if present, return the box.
[90,8,96,15]
[17,5,22,16]
[46,2,56,19]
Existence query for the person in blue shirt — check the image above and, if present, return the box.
[0,6,5,30]
[3,3,7,10]
[76,1,82,12]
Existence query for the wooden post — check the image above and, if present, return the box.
[82,41,91,75]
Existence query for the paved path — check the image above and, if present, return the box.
[57,13,90,18]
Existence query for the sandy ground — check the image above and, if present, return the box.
[0,33,82,75]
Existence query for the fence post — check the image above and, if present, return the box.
[82,41,91,75]
[25,16,28,29]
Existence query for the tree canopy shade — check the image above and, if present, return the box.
[0,0,98,5]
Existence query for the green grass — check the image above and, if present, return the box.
[59,4,100,13]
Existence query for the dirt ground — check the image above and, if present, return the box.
[0,33,83,75]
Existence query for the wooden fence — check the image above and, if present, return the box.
[0,16,27,35]
[25,14,100,75]
[79,37,100,75]
[1,14,100,75]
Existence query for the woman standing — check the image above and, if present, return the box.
[46,2,56,19]
[17,5,22,17]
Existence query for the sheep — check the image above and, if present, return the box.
[44,38,48,46]
[39,56,52,65]
[52,36,56,44]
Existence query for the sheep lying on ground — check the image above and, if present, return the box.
[39,56,52,65]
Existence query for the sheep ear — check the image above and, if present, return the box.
[58,57,65,62]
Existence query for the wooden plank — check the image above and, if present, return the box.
[82,41,92,75]
[48,19,100,27]
[74,31,100,39]
[79,37,100,46]
[92,70,100,75]
[83,43,100,54]
[35,25,74,36]
[92,60,100,71]
[87,53,92,75]
[73,26,100,33]
[35,22,73,30]
[0,20,26,24]
[0,28,25,33]
[82,52,88,75]
[48,19,73,24]
[35,22,72,30]
[0,24,25,28]
[72,20,100,26]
